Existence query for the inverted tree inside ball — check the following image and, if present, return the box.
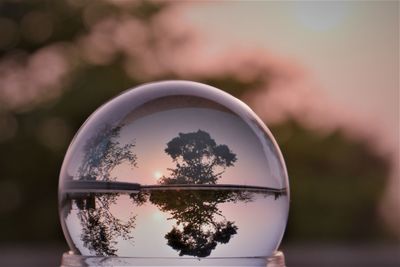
[58,81,289,259]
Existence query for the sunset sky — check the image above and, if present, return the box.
[179,1,398,151]
[177,0,399,235]
[0,0,398,252]
[63,87,288,190]
[59,2,398,231]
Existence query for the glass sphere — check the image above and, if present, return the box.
[59,81,289,260]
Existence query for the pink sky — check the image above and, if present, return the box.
[15,1,396,237]
[177,1,398,148]
[175,1,399,237]
[65,192,288,257]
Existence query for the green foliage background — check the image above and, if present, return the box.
[0,0,392,243]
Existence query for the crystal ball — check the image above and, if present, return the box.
[59,81,289,259]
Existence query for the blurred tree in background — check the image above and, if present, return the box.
[0,0,393,243]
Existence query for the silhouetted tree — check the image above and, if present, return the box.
[165,222,237,257]
[77,125,136,181]
[129,191,149,206]
[73,193,136,256]
[150,189,248,257]
[149,131,244,257]
[0,0,392,245]
[160,130,237,185]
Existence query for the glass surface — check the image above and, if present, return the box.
[60,250,286,267]
[58,81,289,261]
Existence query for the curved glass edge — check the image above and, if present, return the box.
[60,251,286,267]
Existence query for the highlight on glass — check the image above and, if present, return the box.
[58,81,289,266]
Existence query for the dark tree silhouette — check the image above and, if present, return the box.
[165,221,237,258]
[150,189,252,257]
[69,189,277,257]
[66,129,282,257]
[77,124,137,181]
[72,193,136,256]
[0,0,392,245]
[160,130,237,185]
[148,130,247,257]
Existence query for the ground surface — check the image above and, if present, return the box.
[0,243,399,267]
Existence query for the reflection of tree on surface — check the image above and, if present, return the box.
[77,124,136,181]
[150,189,253,257]
[64,124,138,255]
[160,130,237,185]
[151,130,249,257]
[71,193,136,256]
[66,129,283,257]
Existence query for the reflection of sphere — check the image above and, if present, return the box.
[59,81,289,260]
